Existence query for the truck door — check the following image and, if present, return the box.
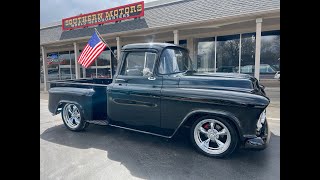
[108,50,162,131]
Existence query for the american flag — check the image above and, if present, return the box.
[78,31,107,68]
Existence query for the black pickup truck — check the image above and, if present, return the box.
[48,43,270,157]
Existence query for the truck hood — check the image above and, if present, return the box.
[177,72,265,96]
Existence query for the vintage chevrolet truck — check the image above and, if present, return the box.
[48,43,270,157]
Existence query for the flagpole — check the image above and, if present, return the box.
[94,28,118,59]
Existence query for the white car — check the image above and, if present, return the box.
[274,71,280,80]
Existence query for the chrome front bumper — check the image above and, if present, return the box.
[244,119,271,149]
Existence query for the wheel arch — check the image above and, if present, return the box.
[55,100,86,118]
[171,110,244,140]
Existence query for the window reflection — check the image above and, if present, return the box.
[85,49,112,78]
[86,68,96,78]
[216,35,240,73]
[42,47,117,81]
[47,53,60,81]
[260,30,280,79]
[196,37,215,72]
[111,48,118,76]
[58,51,72,80]
[70,51,76,79]
[193,30,280,79]
[40,54,43,82]
[239,33,256,74]
[97,50,112,78]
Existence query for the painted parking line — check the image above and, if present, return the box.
[267,118,280,136]
[268,117,280,121]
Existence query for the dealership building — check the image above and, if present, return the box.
[40,0,280,91]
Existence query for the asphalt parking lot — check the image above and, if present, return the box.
[40,93,280,180]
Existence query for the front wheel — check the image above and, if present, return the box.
[190,116,238,158]
[61,103,88,131]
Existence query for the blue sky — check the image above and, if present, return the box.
[40,0,158,25]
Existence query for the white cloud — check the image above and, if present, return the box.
[40,0,159,25]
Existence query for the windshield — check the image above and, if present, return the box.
[158,48,193,74]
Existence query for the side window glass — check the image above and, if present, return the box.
[120,52,157,76]
[158,48,191,74]
[144,52,157,77]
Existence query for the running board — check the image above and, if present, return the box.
[87,120,109,126]
[108,124,171,138]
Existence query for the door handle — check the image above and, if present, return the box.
[116,79,127,85]
[116,78,127,83]
[115,78,127,86]
[148,76,156,80]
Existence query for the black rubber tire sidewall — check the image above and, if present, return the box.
[61,103,87,132]
[190,115,239,158]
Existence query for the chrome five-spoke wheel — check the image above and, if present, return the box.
[190,116,238,157]
[61,103,87,131]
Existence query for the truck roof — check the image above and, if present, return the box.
[121,43,187,51]
[193,72,254,79]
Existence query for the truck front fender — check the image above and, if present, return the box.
[171,109,244,140]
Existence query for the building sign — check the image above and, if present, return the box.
[62,1,144,31]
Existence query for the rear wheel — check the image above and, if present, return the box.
[61,103,88,131]
[190,116,238,158]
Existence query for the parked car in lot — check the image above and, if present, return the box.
[274,71,280,80]
[216,66,237,73]
[48,43,270,158]
[236,64,277,73]
[234,64,279,79]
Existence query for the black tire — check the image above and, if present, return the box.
[61,103,88,131]
[190,115,239,158]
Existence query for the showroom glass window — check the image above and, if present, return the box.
[85,49,109,78]
[47,53,60,81]
[239,33,256,74]
[58,51,72,80]
[111,47,118,77]
[78,49,86,78]
[85,55,98,78]
[196,37,215,72]
[40,53,43,82]
[260,30,280,79]
[84,48,114,78]
[216,34,240,73]
[97,50,112,78]
[70,51,78,78]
